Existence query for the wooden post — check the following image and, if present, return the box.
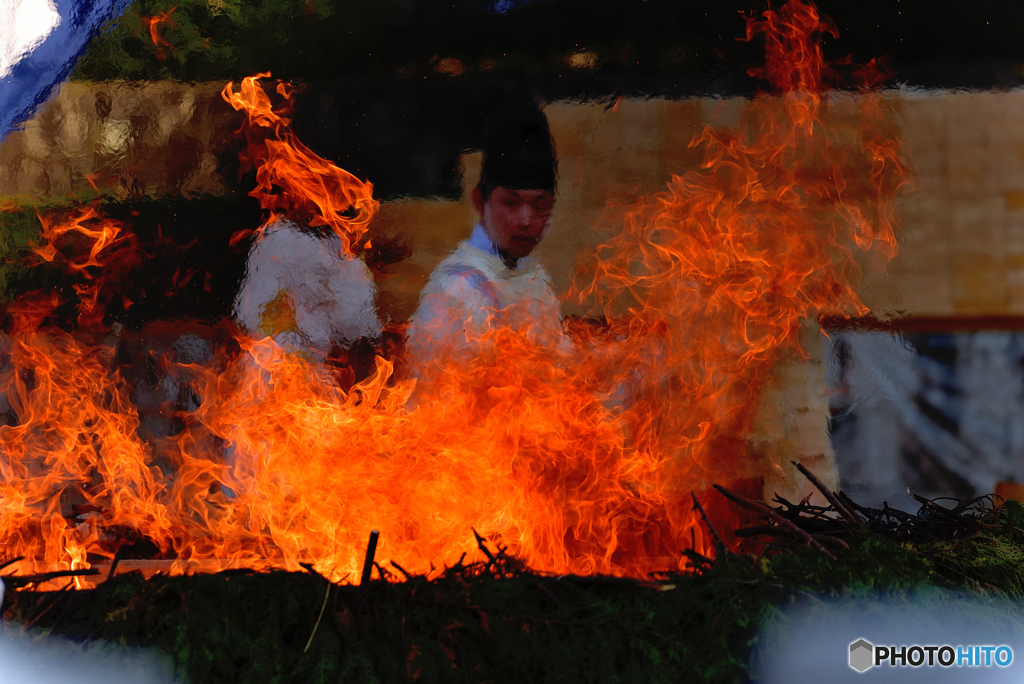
[360,530,379,585]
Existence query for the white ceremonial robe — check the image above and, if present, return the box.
[406,223,571,369]
[234,220,381,355]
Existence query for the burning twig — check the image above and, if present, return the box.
[1,568,100,589]
[789,461,860,524]
[472,528,496,564]
[809,534,850,550]
[0,556,25,573]
[738,523,850,550]
[360,529,379,585]
[907,489,961,521]
[836,491,873,518]
[949,494,999,517]
[106,546,124,582]
[713,484,836,560]
[681,548,715,569]
[691,493,727,548]
[389,560,413,581]
[724,466,993,557]
[691,492,752,565]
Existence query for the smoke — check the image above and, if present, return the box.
[0,619,174,684]
[751,590,1024,683]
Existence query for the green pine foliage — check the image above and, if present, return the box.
[0,200,90,303]
[5,502,1024,683]
[0,210,42,303]
[72,0,394,83]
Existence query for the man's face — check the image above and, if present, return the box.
[473,186,555,260]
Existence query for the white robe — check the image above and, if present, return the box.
[234,220,381,355]
[406,223,571,369]
[226,220,381,498]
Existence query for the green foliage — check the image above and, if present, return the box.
[69,0,719,87]
[6,564,760,684]
[72,0,393,82]
[0,200,81,303]
[920,499,1024,595]
[762,535,934,594]
[0,210,41,302]
[8,514,1024,684]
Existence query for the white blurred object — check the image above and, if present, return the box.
[0,622,173,684]
[826,330,1024,509]
[752,591,1024,683]
[234,220,381,356]
[0,0,61,79]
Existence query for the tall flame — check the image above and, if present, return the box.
[0,0,907,585]
[221,74,379,256]
[568,0,908,494]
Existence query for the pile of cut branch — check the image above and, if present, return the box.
[2,472,1023,684]
[704,461,998,565]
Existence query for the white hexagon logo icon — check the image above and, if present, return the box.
[849,639,874,673]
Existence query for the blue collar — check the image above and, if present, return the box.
[468,223,520,269]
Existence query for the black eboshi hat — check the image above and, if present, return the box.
[478,105,557,197]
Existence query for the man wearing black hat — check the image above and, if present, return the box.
[406,105,571,369]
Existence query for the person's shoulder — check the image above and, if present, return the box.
[255,219,305,243]
[416,241,502,304]
[249,220,346,264]
[430,240,499,282]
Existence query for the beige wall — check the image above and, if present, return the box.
[862,89,1024,317]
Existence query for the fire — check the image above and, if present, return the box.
[568,0,907,495]
[221,75,379,256]
[0,0,906,585]
[140,6,177,62]
[30,206,140,328]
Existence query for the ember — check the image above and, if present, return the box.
[0,0,907,585]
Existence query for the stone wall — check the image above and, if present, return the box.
[0,81,237,200]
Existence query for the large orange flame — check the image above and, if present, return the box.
[221,75,379,257]
[0,0,906,585]
[568,0,908,494]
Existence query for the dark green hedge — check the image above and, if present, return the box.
[5,502,1024,683]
